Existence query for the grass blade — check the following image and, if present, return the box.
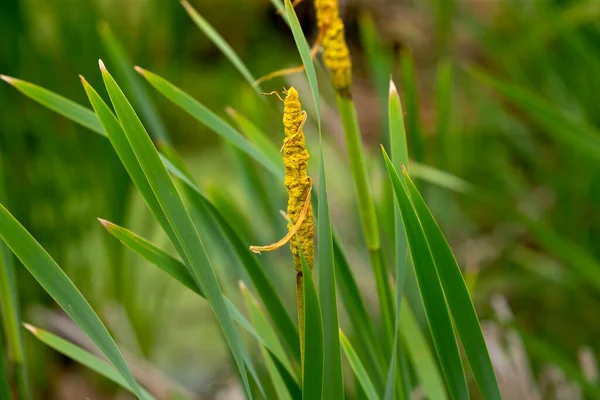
[0,153,30,400]
[400,303,448,400]
[317,157,344,399]
[398,52,424,162]
[0,325,11,400]
[0,75,104,135]
[382,148,468,400]
[101,218,295,378]
[333,238,385,390]
[98,22,171,144]
[285,0,320,123]
[240,282,298,384]
[181,0,260,92]
[24,324,155,400]
[469,66,600,162]
[403,173,501,400]
[339,330,379,400]
[226,107,282,172]
[135,67,281,177]
[0,202,147,399]
[100,61,252,397]
[301,256,324,400]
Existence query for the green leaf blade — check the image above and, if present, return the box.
[0,203,147,400]
[382,148,468,400]
[403,173,501,400]
[135,67,281,177]
[100,62,252,398]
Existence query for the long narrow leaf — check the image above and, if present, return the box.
[100,61,252,397]
[0,203,147,400]
[317,157,343,399]
[0,152,30,400]
[135,67,281,177]
[400,303,448,400]
[98,22,171,144]
[24,324,155,400]
[340,330,379,400]
[0,75,104,135]
[301,255,323,400]
[382,148,468,400]
[181,0,259,92]
[403,173,501,400]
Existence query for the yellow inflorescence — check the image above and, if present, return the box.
[315,0,352,95]
[283,87,314,272]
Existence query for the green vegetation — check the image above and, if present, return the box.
[1,0,599,399]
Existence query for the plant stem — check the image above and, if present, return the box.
[296,272,305,372]
[337,94,394,346]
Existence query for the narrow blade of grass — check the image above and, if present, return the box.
[435,60,453,168]
[410,162,472,194]
[24,324,156,400]
[398,52,424,162]
[100,62,252,398]
[400,302,448,400]
[340,330,379,400]
[0,75,104,135]
[285,0,320,124]
[403,173,501,400]
[382,148,468,400]
[0,152,30,400]
[226,107,282,171]
[0,326,11,400]
[333,237,385,391]
[386,80,411,400]
[317,157,344,399]
[98,22,171,144]
[469,66,600,161]
[135,67,281,177]
[181,0,260,92]
[301,256,324,400]
[240,282,298,384]
[0,203,147,400]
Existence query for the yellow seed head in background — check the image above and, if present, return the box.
[315,0,352,95]
[283,87,314,272]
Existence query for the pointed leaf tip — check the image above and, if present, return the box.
[98,59,107,71]
[238,280,248,291]
[97,218,112,229]
[79,75,87,84]
[23,323,38,335]
[389,79,397,95]
[0,74,14,84]
[133,66,146,76]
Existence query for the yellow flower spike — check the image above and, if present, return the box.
[315,0,352,95]
[249,87,314,272]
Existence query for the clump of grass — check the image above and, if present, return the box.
[0,0,506,399]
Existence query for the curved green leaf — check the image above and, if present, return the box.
[135,67,281,177]
[25,325,156,400]
[181,0,260,92]
[340,330,379,400]
[100,62,252,398]
[0,203,147,400]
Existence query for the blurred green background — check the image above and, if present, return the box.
[2,0,600,398]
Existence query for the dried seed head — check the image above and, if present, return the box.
[283,88,314,271]
[314,0,352,95]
